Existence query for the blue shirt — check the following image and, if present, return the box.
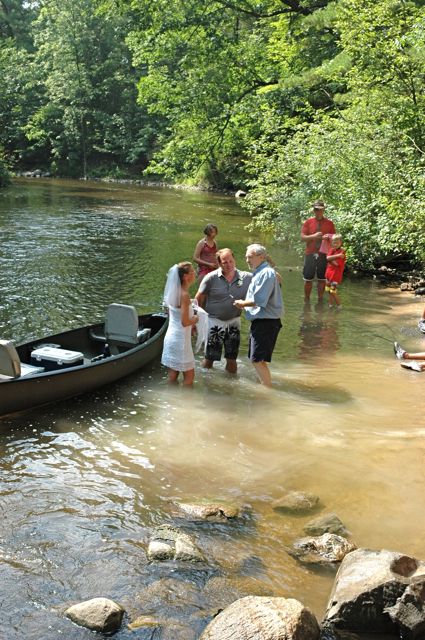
[245,261,283,320]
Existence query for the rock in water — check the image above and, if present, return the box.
[304,513,348,537]
[199,596,320,640]
[288,533,356,565]
[147,524,205,562]
[324,548,425,634]
[273,491,320,513]
[172,501,240,522]
[65,597,124,632]
[385,576,425,639]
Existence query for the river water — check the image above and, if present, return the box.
[0,178,424,639]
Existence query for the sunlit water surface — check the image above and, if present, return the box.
[0,179,424,638]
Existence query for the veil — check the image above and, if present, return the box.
[193,304,208,352]
[163,264,181,308]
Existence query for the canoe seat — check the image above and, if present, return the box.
[90,304,151,354]
[0,339,45,380]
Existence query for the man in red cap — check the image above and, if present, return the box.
[301,200,335,303]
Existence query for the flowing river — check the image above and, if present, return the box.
[0,178,424,639]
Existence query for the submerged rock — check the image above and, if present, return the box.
[303,513,348,537]
[324,548,425,634]
[124,576,208,640]
[128,615,195,639]
[203,576,273,611]
[128,577,205,617]
[199,596,320,640]
[128,615,162,630]
[273,491,320,513]
[288,533,356,565]
[172,501,241,522]
[65,597,124,632]
[147,524,205,562]
[129,616,197,640]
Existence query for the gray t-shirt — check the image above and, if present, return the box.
[199,268,252,320]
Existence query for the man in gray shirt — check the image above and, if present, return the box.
[195,248,252,373]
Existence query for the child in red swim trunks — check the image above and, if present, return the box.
[325,234,346,309]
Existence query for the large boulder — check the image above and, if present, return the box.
[199,596,320,640]
[324,548,425,634]
[65,597,124,632]
[385,576,425,639]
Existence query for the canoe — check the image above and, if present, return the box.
[0,305,168,417]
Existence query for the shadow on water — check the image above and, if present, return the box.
[198,365,353,405]
[273,377,352,404]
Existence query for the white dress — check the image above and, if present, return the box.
[161,305,195,372]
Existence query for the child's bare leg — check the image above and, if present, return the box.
[325,282,333,306]
[332,288,341,306]
[167,368,179,383]
[329,290,337,307]
[182,369,195,386]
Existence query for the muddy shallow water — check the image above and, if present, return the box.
[0,179,424,638]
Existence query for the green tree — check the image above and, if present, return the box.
[338,0,425,151]
[244,0,425,267]
[0,40,46,168]
[0,156,10,187]
[0,0,37,49]
[29,0,150,177]
[120,0,339,186]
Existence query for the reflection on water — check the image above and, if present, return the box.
[298,303,340,360]
[0,179,424,638]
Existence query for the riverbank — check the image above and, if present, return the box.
[14,169,242,197]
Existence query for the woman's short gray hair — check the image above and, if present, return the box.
[246,243,267,257]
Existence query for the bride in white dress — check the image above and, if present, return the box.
[161,262,200,385]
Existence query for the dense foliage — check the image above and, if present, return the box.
[242,0,425,268]
[0,0,424,266]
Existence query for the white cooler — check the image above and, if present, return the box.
[30,346,84,371]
